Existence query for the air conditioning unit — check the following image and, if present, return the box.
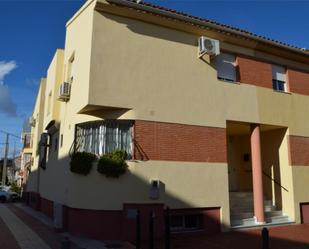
[198,36,220,58]
[58,82,71,102]
[29,117,36,127]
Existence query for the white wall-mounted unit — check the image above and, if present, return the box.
[198,36,220,58]
[149,179,160,200]
[58,82,71,102]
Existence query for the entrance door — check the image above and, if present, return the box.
[227,136,238,191]
[228,165,238,191]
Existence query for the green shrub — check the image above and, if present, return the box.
[70,152,97,175]
[97,150,128,178]
[10,182,21,194]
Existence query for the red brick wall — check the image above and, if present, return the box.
[65,207,123,240]
[28,192,40,210]
[287,69,309,96]
[40,198,54,219]
[237,56,273,89]
[301,203,309,224]
[134,120,227,163]
[289,135,309,166]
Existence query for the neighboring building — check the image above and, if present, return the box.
[0,158,14,184]
[20,119,33,187]
[13,155,23,186]
[25,0,309,242]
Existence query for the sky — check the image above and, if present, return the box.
[0,0,309,156]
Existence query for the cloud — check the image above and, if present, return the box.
[0,61,16,83]
[0,85,17,117]
[0,61,17,117]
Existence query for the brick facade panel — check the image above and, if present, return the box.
[237,56,273,89]
[134,120,227,163]
[289,135,309,166]
[288,69,309,96]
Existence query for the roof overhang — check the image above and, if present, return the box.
[95,0,309,65]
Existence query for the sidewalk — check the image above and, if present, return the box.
[0,203,128,249]
[172,224,309,249]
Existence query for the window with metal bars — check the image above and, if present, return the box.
[74,120,133,159]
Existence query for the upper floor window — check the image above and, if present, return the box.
[68,55,75,83]
[47,91,52,115]
[74,120,133,159]
[215,53,236,82]
[272,65,287,92]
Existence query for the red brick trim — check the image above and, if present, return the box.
[237,56,273,89]
[289,135,309,166]
[26,192,40,210]
[287,69,309,96]
[300,203,309,224]
[64,207,123,240]
[40,197,54,219]
[134,120,227,163]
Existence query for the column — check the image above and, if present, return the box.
[250,124,265,223]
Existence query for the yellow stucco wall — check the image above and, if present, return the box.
[26,0,309,228]
[26,78,46,193]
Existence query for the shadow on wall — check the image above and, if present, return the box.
[23,154,223,243]
[23,154,309,249]
[22,148,309,249]
[261,128,287,209]
[100,12,196,46]
[23,156,309,249]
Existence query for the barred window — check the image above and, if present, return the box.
[75,120,133,159]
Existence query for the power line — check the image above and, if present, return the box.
[0,130,23,140]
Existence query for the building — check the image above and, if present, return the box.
[0,158,14,184]
[25,0,309,243]
[20,119,33,187]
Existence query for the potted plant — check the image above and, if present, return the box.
[70,152,97,175]
[97,150,128,178]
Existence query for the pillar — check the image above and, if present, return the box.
[250,124,265,223]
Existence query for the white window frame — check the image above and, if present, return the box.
[272,64,287,92]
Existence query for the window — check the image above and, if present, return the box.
[272,65,287,92]
[68,56,74,83]
[170,214,203,232]
[47,91,52,115]
[75,120,133,158]
[60,134,63,148]
[215,53,236,82]
[54,138,58,151]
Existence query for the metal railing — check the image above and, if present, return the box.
[262,170,289,192]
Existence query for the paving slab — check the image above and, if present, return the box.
[0,204,51,249]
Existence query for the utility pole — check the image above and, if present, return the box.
[2,134,9,185]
